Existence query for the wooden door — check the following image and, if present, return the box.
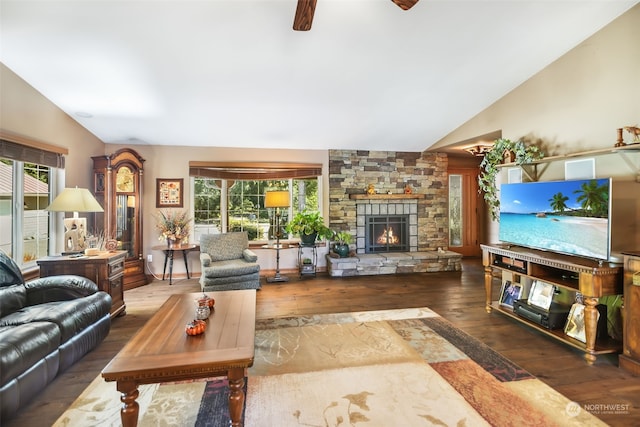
[448,167,482,257]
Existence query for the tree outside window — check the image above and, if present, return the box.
[193,177,319,242]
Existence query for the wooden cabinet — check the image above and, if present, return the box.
[92,149,147,290]
[620,252,640,374]
[37,251,127,317]
[481,244,623,364]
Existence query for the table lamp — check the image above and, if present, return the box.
[46,187,104,254]
[265,190,290,282]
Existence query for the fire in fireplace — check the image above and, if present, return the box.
[377,228,399,245]
[366,215,409,253]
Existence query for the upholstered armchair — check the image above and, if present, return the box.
[199,232,261,291]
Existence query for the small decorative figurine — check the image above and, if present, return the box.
[624,126,640,143]
[404,184,413,194]
[366,184,376,195]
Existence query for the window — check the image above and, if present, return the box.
[190,162,322,242]
[0,159,54,266]
[194,178,222,233]
[1,137,65,267]
[192,176,320,242]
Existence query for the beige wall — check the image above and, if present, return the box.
[0,63,105,188]
[433,4,640,153]
[432,4,640,254]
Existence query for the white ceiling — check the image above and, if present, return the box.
[1,1,636,152]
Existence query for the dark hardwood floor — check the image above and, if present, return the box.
[6,258,640,426]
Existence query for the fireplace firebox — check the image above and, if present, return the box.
[365,215,409,253]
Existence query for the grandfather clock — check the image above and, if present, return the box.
[92,148,147,290]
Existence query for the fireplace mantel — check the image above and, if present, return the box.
[349,194,424,200]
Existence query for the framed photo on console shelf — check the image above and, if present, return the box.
[527,280,555,311]
[499,281,522,309]
[565,303,587,343]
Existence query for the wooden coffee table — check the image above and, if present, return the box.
[101,290,256,427]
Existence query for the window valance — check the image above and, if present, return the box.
[0,131,67,168]
[189,162,322,180]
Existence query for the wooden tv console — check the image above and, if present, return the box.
[481,244,623,364]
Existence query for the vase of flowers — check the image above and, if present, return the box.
[156,209,192,245]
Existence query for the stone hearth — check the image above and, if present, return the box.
[326,250,462,277]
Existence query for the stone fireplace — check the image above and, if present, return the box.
[326,150,461,276]
[328,150,449,252]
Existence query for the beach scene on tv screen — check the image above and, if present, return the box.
[499,178,610,260]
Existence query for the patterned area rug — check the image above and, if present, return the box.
[54,307,605,426]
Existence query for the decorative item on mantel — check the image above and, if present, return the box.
[404,184,413,194]
[366,183,376,195]
[156,209,192,247]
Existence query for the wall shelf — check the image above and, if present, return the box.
[497,143,640,181]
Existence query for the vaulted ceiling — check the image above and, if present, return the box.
[0,1,636,152]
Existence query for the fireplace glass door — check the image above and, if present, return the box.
[365,215,409,253]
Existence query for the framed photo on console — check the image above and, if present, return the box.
[565,303,587,343]
[527,280,555,311]
[499,281,522,309]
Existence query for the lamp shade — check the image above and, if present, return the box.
[265,190,290,208]
[45,187,104,213]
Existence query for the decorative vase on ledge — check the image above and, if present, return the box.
[333,244,350,258]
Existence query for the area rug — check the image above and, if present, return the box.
[54,307,605,426]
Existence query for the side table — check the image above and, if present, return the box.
[37,250,127,318]
[151,243,200,285]
[297,243,318,277]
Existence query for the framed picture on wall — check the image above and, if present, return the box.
[156,178,184,208]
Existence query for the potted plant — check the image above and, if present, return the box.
[285,209,333,245]
[478,138,544,221]
[332,231,353,258]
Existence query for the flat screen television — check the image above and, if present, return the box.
[499,178,612,261]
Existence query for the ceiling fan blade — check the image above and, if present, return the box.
[293,0,317,31]
[391,0,419,11]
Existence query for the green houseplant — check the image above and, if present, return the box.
[285,210,333,245]
[478,138,544,221]
[332,231,353,258]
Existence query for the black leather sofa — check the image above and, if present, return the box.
[0,252,112,422]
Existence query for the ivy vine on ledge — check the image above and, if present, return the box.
[478,138,544,221]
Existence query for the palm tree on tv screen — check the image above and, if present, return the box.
[549,192,570,213]
[574,180,609,218]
